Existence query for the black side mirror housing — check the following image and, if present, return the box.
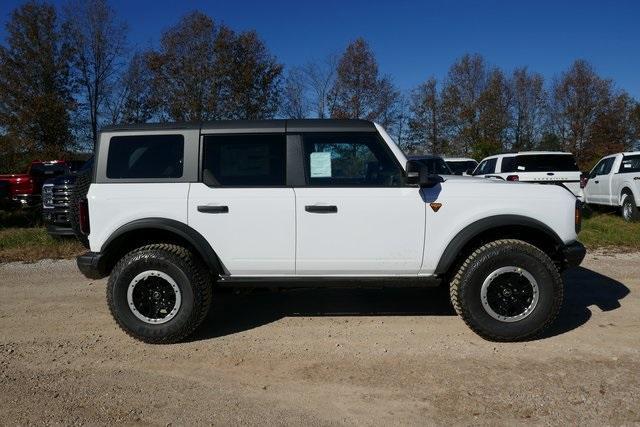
[466,167,475,175]
[406,160,443,188]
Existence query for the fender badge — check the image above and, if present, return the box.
[430,203,442,212]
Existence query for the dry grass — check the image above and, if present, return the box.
[0,227,84,263]
[580,211,640,250]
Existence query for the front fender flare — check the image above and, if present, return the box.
[433,215,563,275]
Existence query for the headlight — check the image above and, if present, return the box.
[42,185,54,208]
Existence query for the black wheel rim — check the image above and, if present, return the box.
[481,266,539,322]
[127,270,181,324]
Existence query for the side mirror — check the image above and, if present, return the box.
[466,167,475,176]
[406,160,443,188]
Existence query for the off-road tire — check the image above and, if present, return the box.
[70,171,91,248]
[450,239,563,342]
[107,244,212,344]
[621,192,640,222]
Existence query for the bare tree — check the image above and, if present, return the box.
[440,54,487,155]
[550,60,612,166]
[408,77,444,154]
[329,38,399,124]
[107,52,154,124]
[281,66,309,119]
[302,54,338,118]
[65,0,127,149]
[510,67,546,151]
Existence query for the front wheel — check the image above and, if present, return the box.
[450,239,563,341]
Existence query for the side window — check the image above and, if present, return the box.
[302,133,403,187]
[473,158,497,175]
[202,134,286,186]
[499,156,516,173]
[599,158,615,175]
[106,135,184,179]
[619,155,640,173]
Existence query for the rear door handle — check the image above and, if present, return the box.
[305,205,338,214]
[594,180,599,184]
[547,172,555,176]
[197,205,229,214]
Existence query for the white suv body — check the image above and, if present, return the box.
[584,152,640,221]
[76,120,585,343]
[472,152,583,200]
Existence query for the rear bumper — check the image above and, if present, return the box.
[561,241,586,269]
[46,223,75,236]
[76,252,107,280]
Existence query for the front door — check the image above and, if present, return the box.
[294,132,426,276]
[188,133,295,276]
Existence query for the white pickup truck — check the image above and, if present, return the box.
[584,152,640,221]
[74,119,585,344]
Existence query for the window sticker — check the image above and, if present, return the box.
[310,152,332,177]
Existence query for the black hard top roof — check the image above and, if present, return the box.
[100,119,376,133]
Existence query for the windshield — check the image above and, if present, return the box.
[414,157,453,175]
[446,160,477,175]
[29,163,68,177]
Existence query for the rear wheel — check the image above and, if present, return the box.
[450,239,562,341]
[621,193,640,222]
[107,244,212,343]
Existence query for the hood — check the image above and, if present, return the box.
[0,173,30,182]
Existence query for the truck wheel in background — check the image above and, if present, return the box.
[621,192,640,222]
[449,239,563,342]
[70,172,91,248]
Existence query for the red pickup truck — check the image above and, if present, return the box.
[0,160,69,208]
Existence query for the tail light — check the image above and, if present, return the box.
[79,199,90,235]
[580,174,588,189]
[506,175,519,181]
[575,200,582,234]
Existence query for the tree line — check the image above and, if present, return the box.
[1,0,638,173]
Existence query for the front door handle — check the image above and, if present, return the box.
[305,205,338,214]
[594,180,599,184]
[198,205,229,214]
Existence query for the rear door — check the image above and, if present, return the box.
[188,133,295,276]
[293,132,425,275]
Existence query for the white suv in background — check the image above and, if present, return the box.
[472,152,583,199]
[584,152,640,221]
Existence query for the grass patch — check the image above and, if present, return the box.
[580,212,640,250]
[0,227,84,263]
[0,208,41,229]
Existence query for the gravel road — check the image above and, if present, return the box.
[1,251,638,425]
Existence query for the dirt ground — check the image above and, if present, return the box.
[1,251,639,425]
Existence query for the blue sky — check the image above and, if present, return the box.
[1,0,639,98]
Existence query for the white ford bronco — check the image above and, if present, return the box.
[76,120,585,343]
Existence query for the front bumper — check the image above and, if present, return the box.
[561,241,586,269]
[77,252,107,280]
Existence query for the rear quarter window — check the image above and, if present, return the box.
[106,135,184,179]
[619,155,640,173]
